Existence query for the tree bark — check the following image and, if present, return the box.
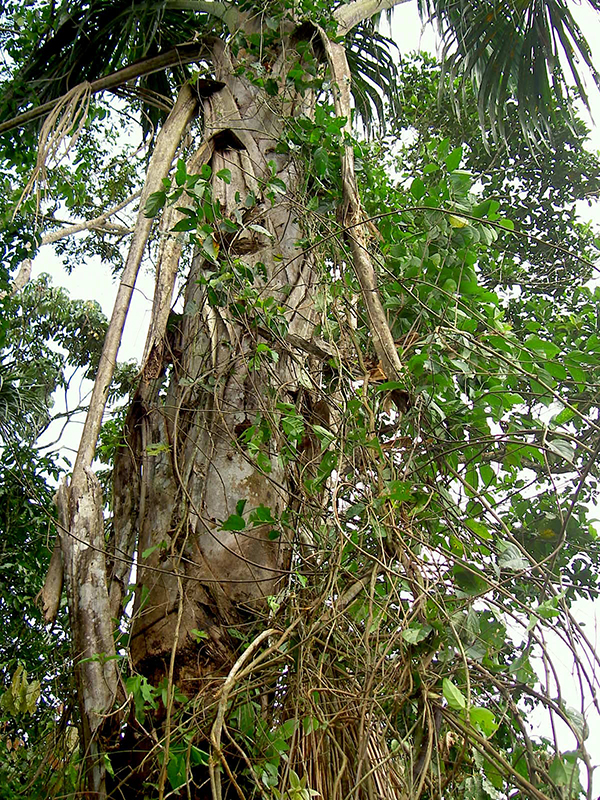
[56,84,197,799]
[105,2,412,794]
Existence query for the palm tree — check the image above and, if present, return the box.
[2,1,600,798]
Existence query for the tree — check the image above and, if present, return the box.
[2,1,600,799]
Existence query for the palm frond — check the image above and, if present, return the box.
[418,0,600,142]
[345,21,402,134]
[0,361,49,444]
[0,1,217,130]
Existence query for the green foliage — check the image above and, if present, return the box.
[418,0,600,143]
[2,1,600,799]
[0,443,75,800]
[1,665,41,716]
[0,273,120,798]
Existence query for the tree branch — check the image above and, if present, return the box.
[74,86,197,471]
[165,0,240,30]
[41,191,140,245]
[334,0,412,36]
[319,28,404,382]
[0,45,206,134]
[54,84,198,799]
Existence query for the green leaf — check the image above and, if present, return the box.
[411,177,426,200]
[175,158,187,186]
[548,757,568,785]
[250,504,277,525]
[313,146,329,177]
[453,565,489,595]
[221,514,246,531]
[402,623,432,644]
[268,177,287,194]
[190,745,209,766]
[144,190,167,217]
[167,752,186,791]
[443,678,466,711]
[498,542,529,571]
[525,335,560,359]
[498,218,514,230]
[552,405,576,425]
[547,439,574,464]
[0,666,40,715]
[248,223,273,238]
[216,168,231,184]
[445,146,463,171]
[236,499,247,516]
[469,707,497,736]
[171,217,197,232]
[311,424,335,449]
[386,480,412,501]
[465,519,492,540]
[238,701,256,737]
[563,706,588,741]
[202,234,219,262]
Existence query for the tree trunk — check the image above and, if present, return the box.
[109,30,323,794]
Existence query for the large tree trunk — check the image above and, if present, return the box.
[108,30,323,795]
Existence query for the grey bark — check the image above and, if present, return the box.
[116,38,319,686]
[54,84,198,798]
[319,30,405,382]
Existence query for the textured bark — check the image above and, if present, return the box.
[57,470,118,799]
[122,39,319,685]
[106,2,414,793]
[51,84,198,799]
[320,30,404,383]
[74,83,198,472]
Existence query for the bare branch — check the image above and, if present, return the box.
[53,84,198,799]
[334,0,412,36]
[74,85,197,471]
[165,0,240,30]
[0,44,206,135]
[41,191,141,245]
[319,28,404,382]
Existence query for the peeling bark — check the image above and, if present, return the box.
[36,536,62,626]
[56,469,118,799]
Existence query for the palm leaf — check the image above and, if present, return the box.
[418,0,600,142]
[0,361,48,443]
[345,21,403,134]
[0,1,217,127]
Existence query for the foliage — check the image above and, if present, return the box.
[0,442,77,800]
[0,277,112,797]
[1,1,600,799]
[418,0,600,142]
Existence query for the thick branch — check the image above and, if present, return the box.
[165,0,240,30]
[0,45,205,134]
[334,0,412,36]
[319,29,404,382]
[55,83,197,800]
[74,84,197,471]
[140,139,215,377]
[41,192,140,245]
